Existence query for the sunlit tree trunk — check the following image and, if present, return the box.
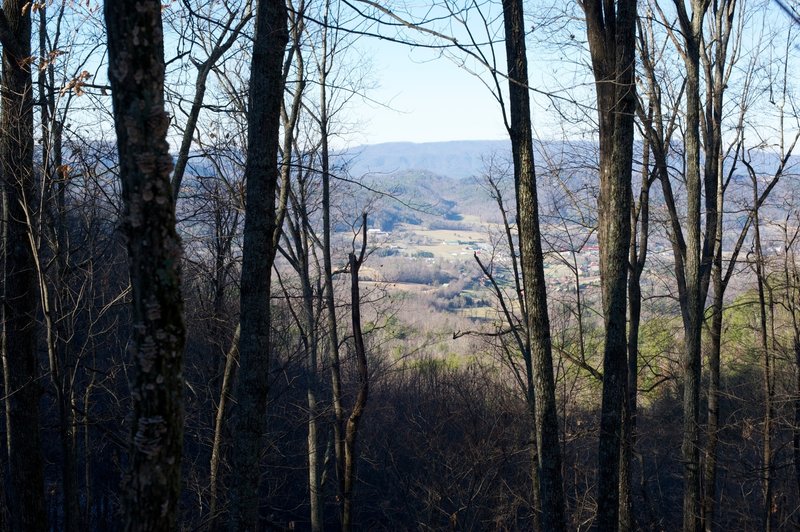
[502,1,565,529]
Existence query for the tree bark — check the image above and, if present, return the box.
[582,1,637,529]
[104,1,187,530]
[621,141,652,531]
[502,1,565,530]
[672,3,711,530]
[227,1,288,529]
[0,3,46,531]
[320,56,347,527]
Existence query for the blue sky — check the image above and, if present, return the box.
[337,0,595,147]
[349,38,509,145]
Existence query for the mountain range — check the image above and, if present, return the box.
[338,140,512,179]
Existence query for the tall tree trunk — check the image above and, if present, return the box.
[502,1,565,530]
[703,257,723,532]
[104,1,187,530]
[672,3,710,530]
[342,216,369,532]
[320,65,347,527]
[752,180,775,532]
[699,3,735,524]
[582,1,637,529]
[286,177,323,532]
[37,8,80,521]
[316,6,349,520]
[795,335,800,498]
[621,143,651,531]
[209,324,240,530]
[0,3,46,531]
[227,1,288,529]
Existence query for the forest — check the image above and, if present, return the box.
[2,0,800,531]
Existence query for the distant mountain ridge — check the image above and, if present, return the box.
[337,139,607,180]
[339,140,511,179]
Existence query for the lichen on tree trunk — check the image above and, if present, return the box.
[104,1,186,530]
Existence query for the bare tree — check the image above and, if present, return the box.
[0,2,46,530]
[581,1,637,529]
[671,3,711,528]
[227,0,289,529]
[104,0,186,529]
[343,212,370,531]
[502,1,565,529]
[167,0,253,197]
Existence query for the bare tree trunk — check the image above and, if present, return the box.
[672,3,711,530]
[502,1,565,530]
[342,215,369,532]
[704,258,723,532]
[0,3,46,531]
[209,324,240,530]
[320,70,346,529]
[621,142,652,531]
[795,336,800,498]
[227,1,288,529]
[699,4,736,526]
[283,170,323,532]
[315,7,349,522]
[36,9,80,520]
[790,226,800,499]
[83,370,96,528]
[582,2,637,529]
[104,1,186,530]
[752,179,775,532]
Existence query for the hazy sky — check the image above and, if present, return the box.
[348,38,509,145]
[338,0,799,151]
[337,1,595,148]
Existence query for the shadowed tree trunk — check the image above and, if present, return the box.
[785,222,800,500]
[752,177,774,532]
[320,42,347,529]
[582,1,637,529]
[0,3,46,531]
[227,0,288,530]
[343,213,369,532]
[698,4,736,527]
[621,138,653,531]
[209,324,240,529]
[502,1,565,530]
[104,1,186,530]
